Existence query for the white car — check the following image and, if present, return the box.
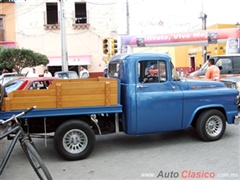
[0,73,25,86]
[54,71,79,79]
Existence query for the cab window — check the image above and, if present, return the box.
[109,62,120,78]
[138,60,167,83]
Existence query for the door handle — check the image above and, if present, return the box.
[137,85,149,88]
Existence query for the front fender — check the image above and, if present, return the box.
[185,104,226,128]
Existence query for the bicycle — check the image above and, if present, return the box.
[0,106,52,180]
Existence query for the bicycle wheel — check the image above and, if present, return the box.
[21,140,52,180]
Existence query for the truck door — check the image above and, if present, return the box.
[136,60,183,134]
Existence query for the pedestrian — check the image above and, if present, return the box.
[79,66,89,78]
[43,69,52,77]
[27,68,39,77]
[205,59,220,81]
[199,64,202,69]
[2,69,8,74]
[12,69,17,74]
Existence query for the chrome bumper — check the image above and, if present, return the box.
[234,116,240,125]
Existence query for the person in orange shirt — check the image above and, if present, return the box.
[205,59,220,81]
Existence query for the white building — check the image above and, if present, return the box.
[15,0,119,77]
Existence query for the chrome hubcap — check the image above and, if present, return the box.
[63,129,88,154]
[205,116,223,137]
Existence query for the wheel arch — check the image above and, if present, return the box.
[190,106,226,128]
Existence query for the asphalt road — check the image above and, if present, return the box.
[0,121,239,180]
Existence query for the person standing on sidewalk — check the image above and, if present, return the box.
[79,66,89,78]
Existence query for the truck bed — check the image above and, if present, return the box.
[0,77,122,119]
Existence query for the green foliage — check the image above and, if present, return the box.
[0,47,49,73]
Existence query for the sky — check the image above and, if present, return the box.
[117,0,240,35]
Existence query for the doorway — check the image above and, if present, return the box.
[189,56,196,71]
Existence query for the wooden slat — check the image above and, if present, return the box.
[13,89,55,97]
[60,87,117,96]
[10,102,56,110]
[56,83,62,108]
[7,97,56,103]
[53,78,99,83]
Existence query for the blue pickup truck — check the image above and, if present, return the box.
[0,52,239,161]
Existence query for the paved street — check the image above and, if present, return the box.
[0,122,239,180]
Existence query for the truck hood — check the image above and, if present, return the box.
[184,78,226,90]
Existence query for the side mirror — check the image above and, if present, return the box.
[218,66,222,70]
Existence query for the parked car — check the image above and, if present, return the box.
[220,76,240,105]
[0,73,25,86]
[54,71,79,79]
[189,54,240,79]
[4,77,59,94]
[221,76,240,90]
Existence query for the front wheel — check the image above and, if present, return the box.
[196,109,226,141]
[54,120,96,161]
[21,140,52,180]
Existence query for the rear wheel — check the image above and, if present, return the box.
[21,140,52,180]
[196,109,226,141]
[54,120,95,161]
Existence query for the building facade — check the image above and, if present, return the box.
[15,0,119,76]
[0,0,16,48]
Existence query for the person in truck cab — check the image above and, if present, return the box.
[205,59,220,81]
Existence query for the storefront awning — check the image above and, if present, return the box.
[47,55,91,66]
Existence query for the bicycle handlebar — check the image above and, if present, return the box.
[24,106,36,115]
[0,106,36,125]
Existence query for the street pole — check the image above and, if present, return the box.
[200,1,207,64]
[202,13,207,63]
[59,0,68,72]
[126,0,129,35]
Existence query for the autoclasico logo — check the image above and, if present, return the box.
[157,170,215,178]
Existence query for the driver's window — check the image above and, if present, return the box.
[138,60,166,83]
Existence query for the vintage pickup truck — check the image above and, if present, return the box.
[0,52,239,161]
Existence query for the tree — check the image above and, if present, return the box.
[0,47,49,73]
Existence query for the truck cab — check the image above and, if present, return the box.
[108,53,239,137]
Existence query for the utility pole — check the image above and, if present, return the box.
[59,0,68,72]
[200,2,207,64]
[202,13,207,63]
[126,0,129,35]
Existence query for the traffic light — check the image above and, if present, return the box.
[110,38,118,55]
[102,38,110,54]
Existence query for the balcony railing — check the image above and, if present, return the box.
[44,24,60,30]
